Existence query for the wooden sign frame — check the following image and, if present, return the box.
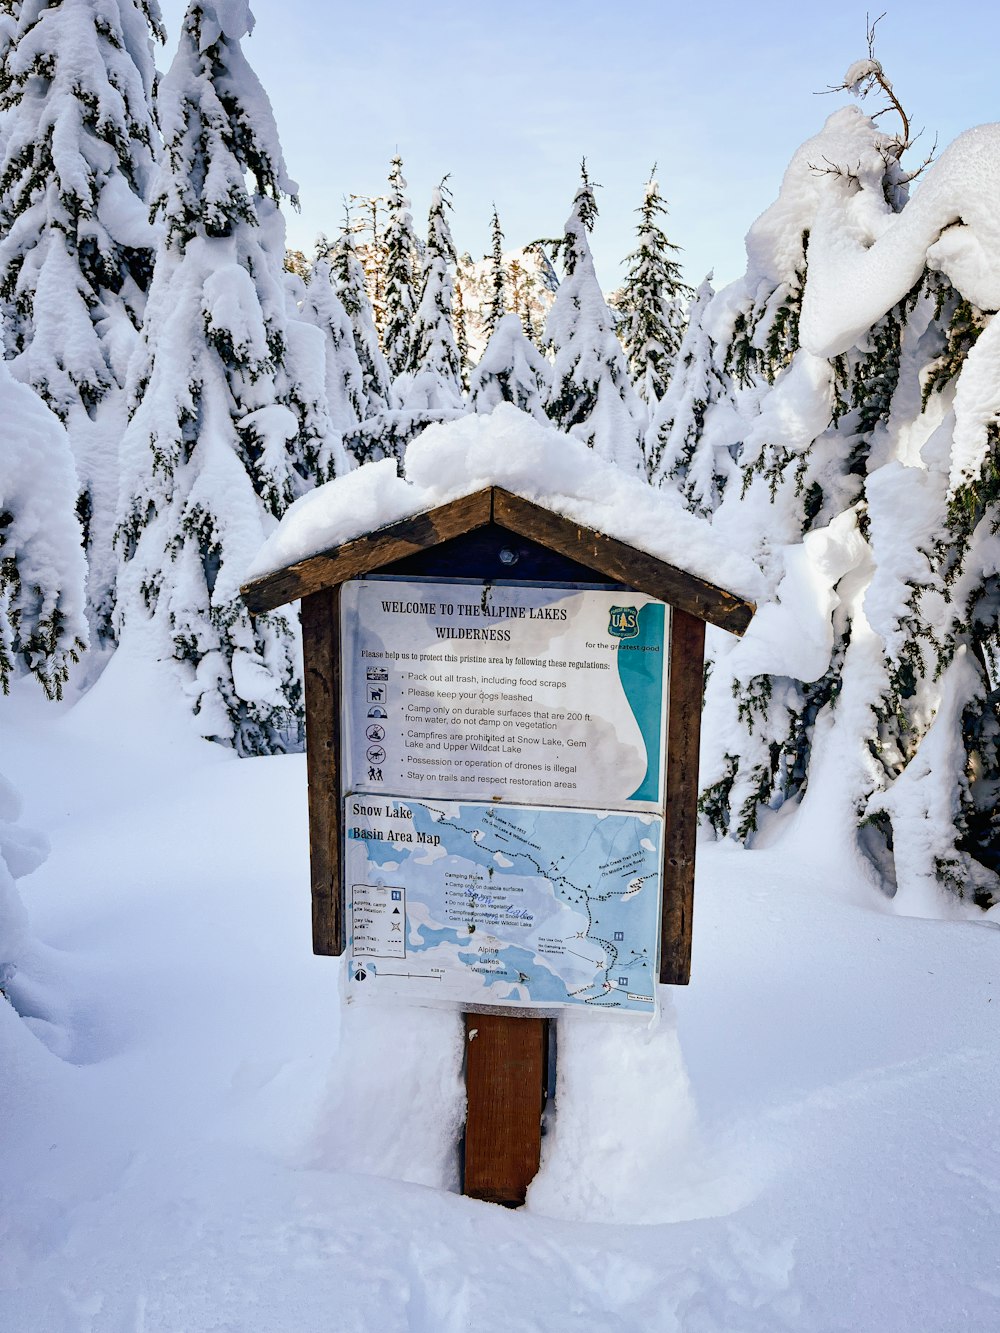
[242,484,754,1203]
[244,485,753,985]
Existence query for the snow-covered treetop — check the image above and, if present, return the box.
[328,222,392,413]
[485,205,506,340]
[468,312,550,421]
[544,162,645,471]
[708,107,1000,365]
[826,15,918,172]
[382,154,420,379]
[196,0,255,47]
[155,0,297,247]
[799,120,1000,357]
[406,178,461,407]
[246,404,763,603]
[559,160,598,275]
[617,169,689,404]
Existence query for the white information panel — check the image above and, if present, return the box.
[341,578,669,813]
[345,794,661,1013]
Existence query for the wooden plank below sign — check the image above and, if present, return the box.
[301,587,343,956]
[463,1014,547,1205]
[660,608,706,985]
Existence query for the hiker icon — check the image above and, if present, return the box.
[368,766,383,782]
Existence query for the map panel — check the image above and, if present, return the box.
[345,795,662,1014]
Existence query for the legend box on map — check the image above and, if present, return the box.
[350,883,406,958]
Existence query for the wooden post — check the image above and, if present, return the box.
[660,608,706,985]
[463,1013,547,1205]
[301,587,344,956]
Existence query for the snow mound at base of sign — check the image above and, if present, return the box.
[313,1001,465,1190]
[245,404,764,603]
[527,1002,753,1224]
[316,991,741,1226]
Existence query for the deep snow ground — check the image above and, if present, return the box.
[2,657,998,1332]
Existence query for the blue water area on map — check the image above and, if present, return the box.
[346,831,406,868]
[413,924,467,950]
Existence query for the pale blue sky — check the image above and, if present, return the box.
[160,1,1000,291]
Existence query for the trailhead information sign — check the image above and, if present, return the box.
[341,576,670,1013]
[342,578,668,811]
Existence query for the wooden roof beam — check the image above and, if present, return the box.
[240,485,756,635]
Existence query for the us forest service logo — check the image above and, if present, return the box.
[608,605,639,640]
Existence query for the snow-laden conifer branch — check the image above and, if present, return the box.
[0,359,88,699]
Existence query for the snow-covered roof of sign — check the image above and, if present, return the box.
[241,406,762,633]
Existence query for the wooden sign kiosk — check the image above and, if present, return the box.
[242,486,754,1206]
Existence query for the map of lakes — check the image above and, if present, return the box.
[345,796,661,1013]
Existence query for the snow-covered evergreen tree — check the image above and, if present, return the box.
[453,275,470,391]
[402,180,463,411]
[115,0,330,755]
[297,258,366,441]
[381,155,419,383]
[468,313,550,421]
[485,205,506,341]
[454,243,557,363]
[328,224,392,416]
[0,349,85,1029]
[0,354,88,699]
[617,170,689,407]
[682,59,1000,910]
[692,101,914,855]
[0,0,165,646]
[646,275,736,502]
[340,190,388,336]
[280,262,353,487]
[544,163,645,472]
